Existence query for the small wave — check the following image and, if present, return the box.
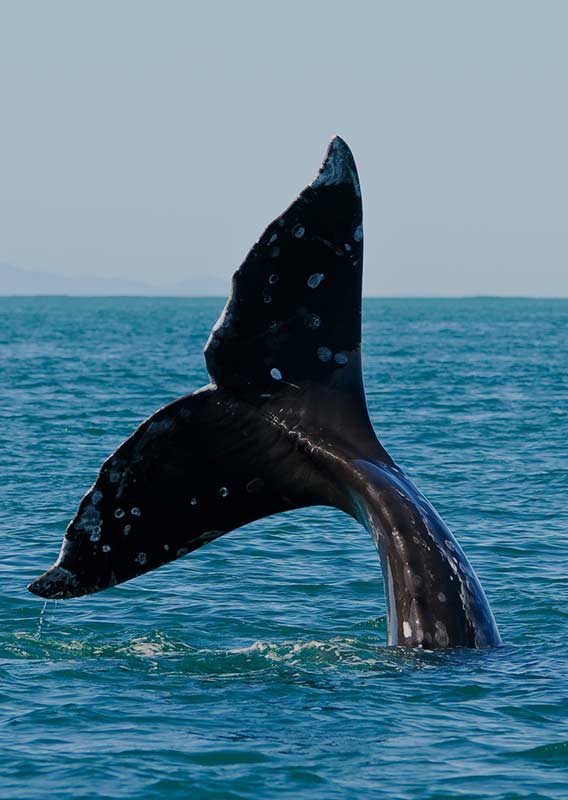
[5,629,194,661]
[168,635,429,678]
[513,741,568,764]
[3,627,440,677]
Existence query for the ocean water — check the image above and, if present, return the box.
[1,296,567,800]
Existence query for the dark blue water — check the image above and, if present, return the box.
[1,297,567,799]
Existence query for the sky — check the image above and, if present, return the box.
[0,1,567,296]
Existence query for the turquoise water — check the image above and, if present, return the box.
[1,296,567,799]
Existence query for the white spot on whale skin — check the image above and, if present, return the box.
[434,621,449,647]
[114,508,125,519]
[123,525,131,535]
[198,529,223,543]
[270,246,280,258]
[147,418,175,435]
[263,289,272,304]
[164,544,170,551]
[219,487,229,498]
[354,224,363,242]
[77,504,101,533]
[102,544,111,553]
[304,313,321,330]
[135,552,147,566]
[270,368,282,381]
[437,592,447,603]
[177,547,189,558]
[90,532,100,543]
[268,233,278,245]
[246,478,264,493]
[190,497,198,506]
[307,273,324,288]
[344,243,352,252]
[131,507,141,517]
[312,139,361,197]
[334,352,348,365]
[269,273,279,284]
[292,223,305,239]
[91,490,103,504]
[402,621,412,638]
[317,346,332,362]
[404,566,423,594]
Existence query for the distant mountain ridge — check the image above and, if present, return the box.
[0,263,227,296]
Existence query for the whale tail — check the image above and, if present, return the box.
[28,138,501,650]
[205,136,378,447]
[28,136,380,598]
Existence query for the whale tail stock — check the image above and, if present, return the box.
[28,138,501,649]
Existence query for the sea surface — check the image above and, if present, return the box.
[1,297,567,799]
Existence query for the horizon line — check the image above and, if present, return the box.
[1,293,567,301]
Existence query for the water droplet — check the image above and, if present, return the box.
[270,246,280,258]
[114,508,125,519]
[102,544,111,553]
[90,532,100,542]
[317,346,332,362]
[219,487,229,498]
[292,223,305,238]
[92,490,103,504]
[268,233,278,244]
[131,507,141,517]
[354,224,363,242]
[307,273,324,288]
[123,525,131,535]
[35,600,48,640]
[270,367,282,381]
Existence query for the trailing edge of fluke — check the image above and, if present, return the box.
[28,137,501,649]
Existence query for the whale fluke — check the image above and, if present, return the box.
[29,137,501,650]
[206,136,364,399]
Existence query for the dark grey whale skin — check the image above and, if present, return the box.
[28,137,501,649]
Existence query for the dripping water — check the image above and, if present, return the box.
[35,600,48,640]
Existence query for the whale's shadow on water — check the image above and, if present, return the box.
[28,137,501,651]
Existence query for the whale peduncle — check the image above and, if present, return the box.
[344,458,501,648]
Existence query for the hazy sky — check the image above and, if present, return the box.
[1,1,567,296]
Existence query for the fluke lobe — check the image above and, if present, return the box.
[29,137,501,649]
